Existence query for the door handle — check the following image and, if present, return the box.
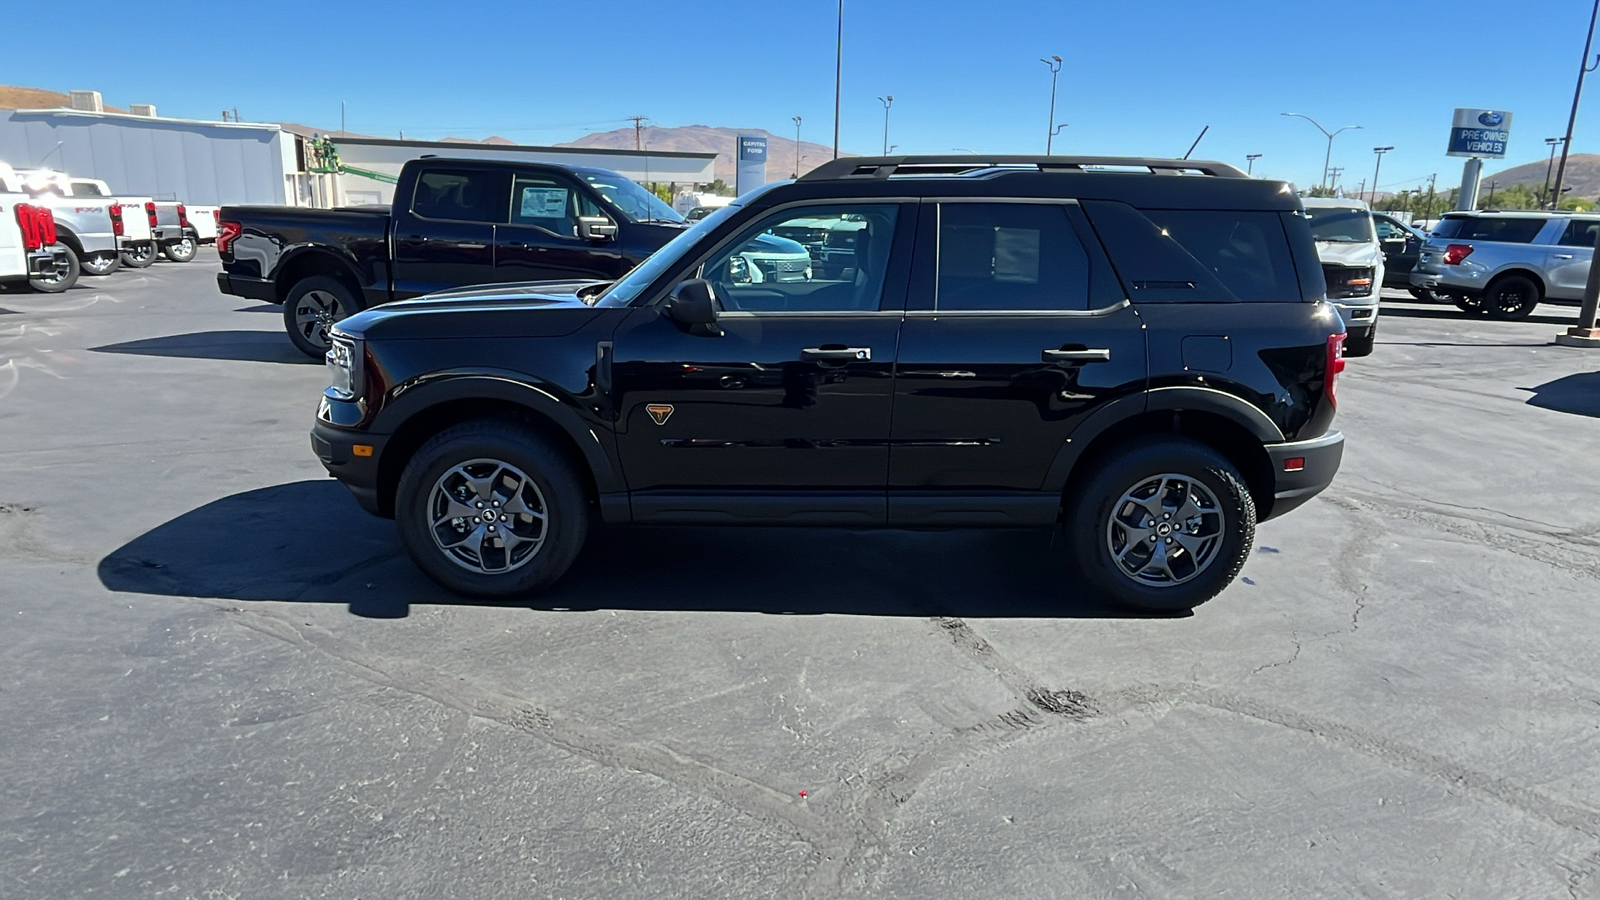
[1554,254,1575,260]
[457,242,488,250]
[801,347,871,361]
[1042,348,1111,363]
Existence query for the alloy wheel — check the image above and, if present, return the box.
[428,459,549,574]
[1105,473,1225,587]
[292,290,345,351]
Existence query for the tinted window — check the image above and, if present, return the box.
[70,182,105,197]
[508,174,600,235]
[1140,209,1303,303]
[1559,219,1599,248]
[411,169,506,223]
[700,205,899,312]
[1304,207,1373,242]
[935,203,1090,311]
[1431,215,1545,243]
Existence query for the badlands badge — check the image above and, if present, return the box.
[646,404,675,425]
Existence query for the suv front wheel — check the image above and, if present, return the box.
[1066,437,1256,612]
[395,420,589,598]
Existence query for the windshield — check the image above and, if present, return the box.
[1304,207,1373,242]
[581,173,684,224]
[596,205,740,307]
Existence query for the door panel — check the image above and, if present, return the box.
[390,167,509,298]
[1549,219,1598,299]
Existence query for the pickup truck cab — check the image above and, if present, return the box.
[217,157,688,357]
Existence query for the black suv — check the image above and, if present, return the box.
[313,156,1347,611]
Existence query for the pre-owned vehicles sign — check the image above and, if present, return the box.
[1446,108,1513,158]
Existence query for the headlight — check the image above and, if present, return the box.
[325,334,363,399]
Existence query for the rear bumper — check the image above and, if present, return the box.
[27,249,62,276]
[1263,430,1344,521]
[216,271,276,302]
[312,417,389,517]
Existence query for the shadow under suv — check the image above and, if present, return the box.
[313,155,1348,612]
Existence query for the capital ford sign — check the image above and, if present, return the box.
[738,136,768,162]
[1446,108,1513,158]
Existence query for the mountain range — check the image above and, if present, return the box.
[557,125,845,185]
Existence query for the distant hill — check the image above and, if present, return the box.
[1486,153,1600,199]
[559,124,847,185]
[0,85,126,113]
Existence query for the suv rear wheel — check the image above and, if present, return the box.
[395,421,589,598]
[1065,437,1256,612]
[1482,274,1541,320]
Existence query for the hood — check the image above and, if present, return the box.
[337,279,609,341]
[1313,240,1381,267]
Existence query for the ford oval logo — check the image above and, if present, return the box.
[1478,111,1505,127]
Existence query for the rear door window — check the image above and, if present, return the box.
[1123,207,1302,303]
[1431,215,1545,243]
[411,169,509,223]
[1559,219,1599,248]
[935,203,1092,311]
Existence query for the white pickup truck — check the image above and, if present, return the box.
[60,177,160,270]
[0,164,115,281]
[64,176,213,263]
[0,190,77,292]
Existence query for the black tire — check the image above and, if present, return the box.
[282,276,355,359]
[119,242,158,268]
[29,244,81,293]
[1343,320,1377,358]
[160,236,197,263]
[1407,286,1437,302]
[1451,293,1487,314]
[1482,274,1541,320]
[81,251,120,276]
[395,420,589,598]
[1064,436,1256,613]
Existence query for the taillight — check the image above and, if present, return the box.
[109,204,125,236]
[15,203,42,251]
[144,201,157,228]
[217,220,242,255]
[1443,243,1474,265]
[211,209,219,223]
[1325,333,1347,408]
[177,203,189,227]
[36,207,56,247]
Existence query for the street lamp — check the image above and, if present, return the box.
[878,95,893,156]
[1553,0,1600,348]
[792,116,803,178]
[1543,137,1567,208]
[1245,153,1262,176]
[1551,0,1600,222]
[1370,146,1393,205]
[1040,55,1062,154]
[832,0,843,159]
[1282,112,1362,191]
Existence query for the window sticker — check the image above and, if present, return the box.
[519,187,569,219]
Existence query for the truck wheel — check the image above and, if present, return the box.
[1343,320,1377,358]
[120,243,158,268]
[29,244,81,293]
[395,420,590,599]
[81,251,120,276]
[161,237,197,263]
[1482,274,1541,320]
[283,276,354,359]
[1407,287,1437,302]
[1064,437,1256,613]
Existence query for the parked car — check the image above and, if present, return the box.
[0,191,75,292]
[311,154,1348,612]
[216,158,690,357]
[1372,213,1430,298]
[1301,198,1383,357]
[728,233,813,283]
[685,206,720,222]
[0,163,116,282]
[1410,211,1599,318]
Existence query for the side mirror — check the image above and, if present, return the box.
[667,279,722,336]
[577,216,618,242]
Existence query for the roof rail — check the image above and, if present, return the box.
[799,155,1249,181]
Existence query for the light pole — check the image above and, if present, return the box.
[878,95,893,155]
[1245,153,1262,176]
[1543,137,1566,208]
[1282,112,1362,191]
[832,0,842,160]
[1040,55,1062,154]
[1551,0,1600,219]
[792,116,803,178]
[1370,146,1392,205]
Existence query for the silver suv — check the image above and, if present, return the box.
[1410,212,1598,318]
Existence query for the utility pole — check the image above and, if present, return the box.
[1484,180,1500,208]
[1543,137,1566,208]
[1425,174,1437,219]
[792,116,803,178]
[1370,146,1392,205]
[1040,55,1062,154]
[1356,179,1366,200]
[1328,166,1345,192]
[1245,153,1262,175]
[628,116,649,151]
[833,0,843,159]
[1551,0,1600,216]
[340,101,345,135]
[878,95,893,155]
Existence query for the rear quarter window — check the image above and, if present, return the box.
[1082,201,1305,303]
[1432,216,1545,243]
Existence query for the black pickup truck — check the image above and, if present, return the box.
[216,157,688,357]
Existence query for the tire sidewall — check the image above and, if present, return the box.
[1067,438,1256,613]
[82,251,120,276]
[282,276,355,359]
[161,238,197,262]
[395,424,589,598]
[119,243,157,268]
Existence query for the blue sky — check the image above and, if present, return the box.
[6,0,1598,193]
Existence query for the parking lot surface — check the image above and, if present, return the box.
[4,256,1600,898]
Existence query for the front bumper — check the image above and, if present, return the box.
[1332,302,1377,334]
[216,271,276,302]
[312,416,390,517]
[1263,430,1344,521]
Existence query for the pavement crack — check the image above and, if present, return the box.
[1249,628,1301,676]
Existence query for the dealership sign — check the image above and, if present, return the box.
[736,134,769,195]
[1446,108,1513,158]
